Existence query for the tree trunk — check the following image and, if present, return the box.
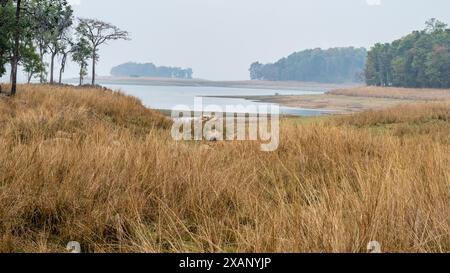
[79,64,83,86]
[10,60,14,83]
[59,68,63,84]
[59,53,67,84]
[0,45,4,91]
[39,47,45,83]
[10,0,21,96]
[91,50,96,85]
[50,52,56,84]
[27,73,32,84]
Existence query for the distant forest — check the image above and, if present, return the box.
[365,19,450,88]
[111,62,193,79]
[249,47,367,83]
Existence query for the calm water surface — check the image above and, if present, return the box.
[103,84,329,116]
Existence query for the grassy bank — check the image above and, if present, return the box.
[0,84,449,253]
[329,86,450,101]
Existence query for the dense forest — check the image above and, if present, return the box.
[365,19,450,88]
[110,62,193,79]
[249,47,367,83]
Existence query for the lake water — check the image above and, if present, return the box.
[103,84,329,116]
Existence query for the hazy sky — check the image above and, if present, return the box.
[33,0,450,80]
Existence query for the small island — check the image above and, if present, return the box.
[110,62,194,79]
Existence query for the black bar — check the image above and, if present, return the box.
[0,253,447,272]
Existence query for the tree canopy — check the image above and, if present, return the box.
[0,0,14,78]
[110,62,193,79]
[0,0,129,94]
[76,18,130,85]
[365,19,450,88]
[249,47,367,83]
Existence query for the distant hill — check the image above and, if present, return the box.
[249,47,367,83]
[111,62,193,79]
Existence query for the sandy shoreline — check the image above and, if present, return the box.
[207,86,450,114]
[205,94,416,114]
[91,76,356,91]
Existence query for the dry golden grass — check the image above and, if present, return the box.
[329,86,450,101]
[334,102,450,144]
[0,84,449,253]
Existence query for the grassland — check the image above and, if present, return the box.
[0,84,449,253]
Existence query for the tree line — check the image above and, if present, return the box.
[249,47,367,83]
[0,0,130,95]
[110,62,193,79]
[365,19,450,88]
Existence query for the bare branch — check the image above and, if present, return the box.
[76,18,130,85]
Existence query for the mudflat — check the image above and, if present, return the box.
[212,86,450,114]
[92,76,355,91]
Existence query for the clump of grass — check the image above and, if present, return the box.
[0,84,449,253]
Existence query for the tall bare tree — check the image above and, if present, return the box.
[46,0,73,84]
[58,33,74,84]
[26,0,51,83]
[76,18,130,85]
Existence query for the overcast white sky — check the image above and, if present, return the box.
[17,0,450,81]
